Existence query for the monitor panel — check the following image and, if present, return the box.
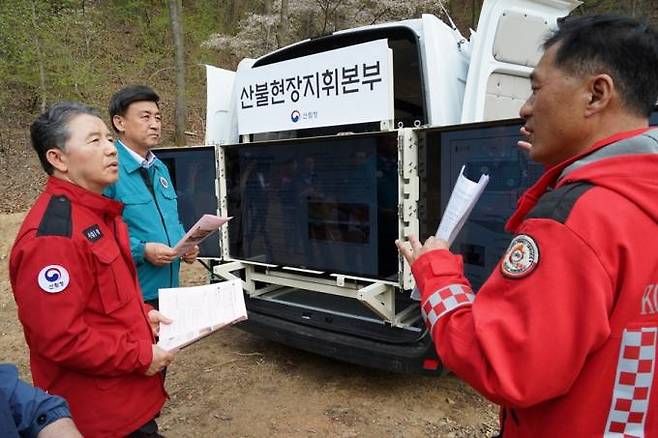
[155,146,220,258]
[224,133,399,281]
[419,121,543,289]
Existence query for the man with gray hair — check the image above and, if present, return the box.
[398,14,658,437]
[10,102,175,437]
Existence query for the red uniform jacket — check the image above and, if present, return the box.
[412,129,658,436]
[10,178,166,437]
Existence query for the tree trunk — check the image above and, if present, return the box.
[30,0,47,112]
[168,0,187,146]
[277,0,289,47]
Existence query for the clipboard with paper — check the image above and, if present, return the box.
[157,279,247,351]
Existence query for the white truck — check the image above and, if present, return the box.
[156,0,587,373]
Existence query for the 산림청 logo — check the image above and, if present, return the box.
[38,265,70,293]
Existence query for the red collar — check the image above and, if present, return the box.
[505,127,650,232]
[45,177,124,218]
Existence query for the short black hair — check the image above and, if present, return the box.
[30,102,102,175]
[108,85,160,132]
[544,14,658,117]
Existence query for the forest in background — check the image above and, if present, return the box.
[1,0,657,146]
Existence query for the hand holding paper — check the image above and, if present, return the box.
[180,245,200,264]
[409,165,489,300]
[157,279,247,351]
[147,309,172,336]
[173,214,231,257]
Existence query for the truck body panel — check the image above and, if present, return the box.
[166,0,589,373]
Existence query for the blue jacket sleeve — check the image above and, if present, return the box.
[130,236,146,265]
[0,364,72,438]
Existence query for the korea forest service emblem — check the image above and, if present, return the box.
[501,234,540,279]
[38,265,70,293]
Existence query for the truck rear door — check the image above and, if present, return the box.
[461,0,581,123]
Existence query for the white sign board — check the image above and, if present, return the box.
[236,39,394,135]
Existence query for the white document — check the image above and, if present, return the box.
[435,165,490,246]
[157,279,247,351]
[410,165,489,300]
[172,214,231,257]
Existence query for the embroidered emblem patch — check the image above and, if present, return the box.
[501,234,540,278]
[83,224,103,242]
[159,176,169,189]
[38,265,70,293]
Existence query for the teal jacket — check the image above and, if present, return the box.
[104,141,185,301]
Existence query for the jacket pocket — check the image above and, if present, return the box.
[160,185,178,201]
[158,184,183,239]
[91,243,131,314]
[121,193,153,205]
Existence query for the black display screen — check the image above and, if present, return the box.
[419,120,544,289]
[224,133,399,280]
[155,146,220,258]
[419,112,658,289]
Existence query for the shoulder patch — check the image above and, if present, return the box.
[38,265,70,293]
[83,225,103,242]
[501,234,540,279]
[526,182,595,224]
[37,196,72,237]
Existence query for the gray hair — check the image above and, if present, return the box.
[30,101,102,175]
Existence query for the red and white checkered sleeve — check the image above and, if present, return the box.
[604,327,657,436]
[421,284,475,333]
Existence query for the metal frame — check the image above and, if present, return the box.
[213,260,419,327]
[397,128,419,291]
[216,146,231,260]
[213,125,419,327]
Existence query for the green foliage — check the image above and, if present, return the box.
[0,0,243,139]
[0,0,656,138]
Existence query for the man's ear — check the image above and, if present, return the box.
[112,115,125,133]
[585,73,614,116]
[46,148,68,173]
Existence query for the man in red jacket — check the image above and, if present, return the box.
[397,15,658,437]
[10,102,176,437]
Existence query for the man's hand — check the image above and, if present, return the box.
[181,245,199,264]
[145,345,176,376]
[148,309,173,336]
[395,235,449,267]
[144,242,177,267]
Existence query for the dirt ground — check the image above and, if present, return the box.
[0,211,498,437]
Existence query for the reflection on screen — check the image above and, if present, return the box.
[308,202,370,244]
[420,122,544,289]
[224,134,398,280]
[156,147,220,258]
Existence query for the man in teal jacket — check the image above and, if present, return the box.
[105,85,198,308]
